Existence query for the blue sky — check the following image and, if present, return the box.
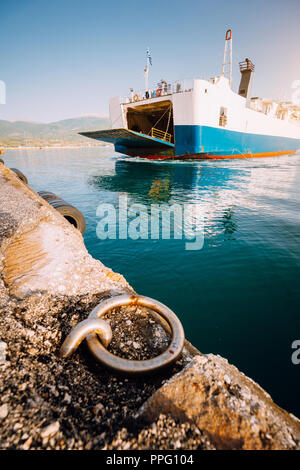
[1,0,300,122]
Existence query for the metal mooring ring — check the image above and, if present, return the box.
[86,294,185,374]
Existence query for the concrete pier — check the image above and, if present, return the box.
[0,163,299,450]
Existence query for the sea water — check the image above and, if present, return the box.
[3,147,300,417]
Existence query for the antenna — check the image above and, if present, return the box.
[222,29,232,87]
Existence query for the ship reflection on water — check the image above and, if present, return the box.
[88,158,246,240]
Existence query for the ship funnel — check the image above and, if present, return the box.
[238,58,255,106]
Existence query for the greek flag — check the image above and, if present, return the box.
[147,48,152,66]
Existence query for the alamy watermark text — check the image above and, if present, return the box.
[96,195,204,250]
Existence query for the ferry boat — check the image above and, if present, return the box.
[80,31,300,160]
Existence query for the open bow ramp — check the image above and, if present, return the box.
[79,128,175,157]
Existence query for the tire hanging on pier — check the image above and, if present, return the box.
[38,191,86,234]
[10,168,28,184]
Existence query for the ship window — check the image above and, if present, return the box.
[219,107,228,127]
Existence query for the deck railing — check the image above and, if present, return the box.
[150,127,172,143]
[121,79,195,105]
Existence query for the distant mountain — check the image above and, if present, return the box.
[0,116,110,147]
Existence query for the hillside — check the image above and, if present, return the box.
[0,116,110,147]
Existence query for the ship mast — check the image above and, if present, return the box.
[144,48,152,94]
[222,29,232,87]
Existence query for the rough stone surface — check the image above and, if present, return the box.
[0,289,195,450]
[138,355,300,450]
[104,414,215,450]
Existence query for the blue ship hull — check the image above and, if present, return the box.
[173,125,300,157]
[80,125,300,160]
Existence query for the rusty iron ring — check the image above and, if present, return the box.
[60,294,185,374]
[86,294,185,374]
